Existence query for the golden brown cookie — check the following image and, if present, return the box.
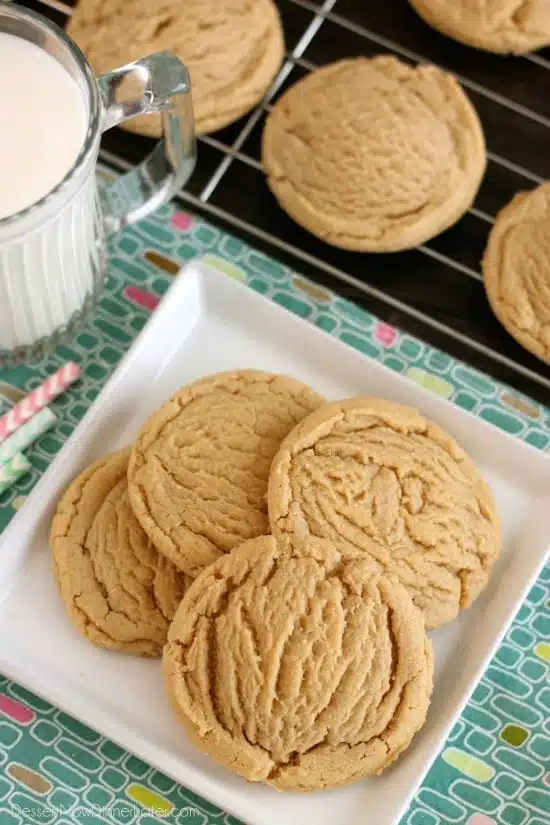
[127,370,324,577]
[268,397,501,630]
[67,0,284,136]
[163,533,433,790]
[482,182,550,363]
[261,56,486,252]
[50,449,191,657]
[408,0,550,55]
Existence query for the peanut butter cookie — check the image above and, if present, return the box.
[268,397,501,630]
[482,181,550,363]
[262,56,486,252]
[408,0,550,55]
[50,449,191,657]
[67,0,284,136]
[128,370,324,577]
[163,533,433,790]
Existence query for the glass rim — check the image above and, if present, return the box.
[0,4,102,229]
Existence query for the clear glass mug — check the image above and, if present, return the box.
[0,4,196,365]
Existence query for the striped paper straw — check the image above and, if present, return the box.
[0,362,79,444]
[0,408,56,465]
[0,453,31,495]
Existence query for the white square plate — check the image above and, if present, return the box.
[0,260,549,825]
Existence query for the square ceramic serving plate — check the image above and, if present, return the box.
[0,259,549,825]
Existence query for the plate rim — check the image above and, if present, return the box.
[1,257,549,825]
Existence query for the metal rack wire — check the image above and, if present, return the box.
[15,0,550,401]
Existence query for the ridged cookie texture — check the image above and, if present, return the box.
[482,181,550,363]
[262,56,486,252]
[67,0,284,136]
[408,0,550,54]
[163,533,433,790]
[268,397,501,630]
[127,370,324,577]
[50,449,191,657]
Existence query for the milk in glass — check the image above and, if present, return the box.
[0,5,196,362]
[0,33,99,352]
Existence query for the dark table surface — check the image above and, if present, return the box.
[20,0,550,406]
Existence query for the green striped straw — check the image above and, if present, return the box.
[0,453,31,495]
[0,407,56,466]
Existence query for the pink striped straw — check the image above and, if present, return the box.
[0,362,80,444]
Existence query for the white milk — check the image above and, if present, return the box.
[0,33,87,219]
[0,33,102,354]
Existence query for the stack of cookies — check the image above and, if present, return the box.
[50,369,501,791]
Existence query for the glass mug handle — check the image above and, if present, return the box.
[96,51,196,234]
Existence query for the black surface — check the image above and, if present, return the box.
[336,0,550,118]
[17,0,550,405]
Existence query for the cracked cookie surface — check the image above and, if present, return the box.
[482,181,550,363]
[408,0,550,54]
[67,0,284,136]
[268,397,501,630]
[50,449,191,657]
[163,533,433,790]
[127,370,324,577]
[261,55,486,252]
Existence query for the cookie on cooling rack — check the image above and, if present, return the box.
[163,533,433,790]
[50,449,191,657]
[482,181,550,363]
[262,55,486,252]
[408,0,550,55]
[67,0,285,136]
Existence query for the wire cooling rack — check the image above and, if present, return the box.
[14,0,550,403]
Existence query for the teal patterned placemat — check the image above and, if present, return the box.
[0,170,548,825]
